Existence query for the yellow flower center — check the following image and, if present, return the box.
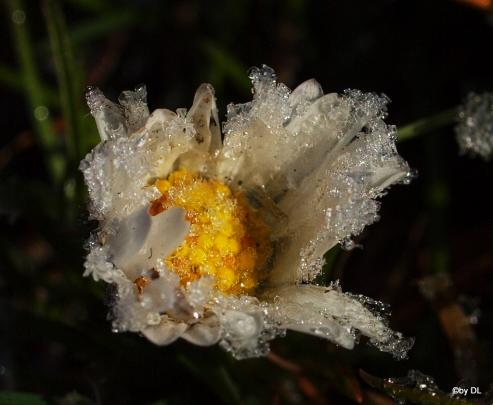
[149,169,272,295]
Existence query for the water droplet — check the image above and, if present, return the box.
[11,9,25,25]
[34,105,49,121]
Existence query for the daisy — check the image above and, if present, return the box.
[81,65,413,359]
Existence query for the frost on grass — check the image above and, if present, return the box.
[80,65,413,359]
[456,92,493,160]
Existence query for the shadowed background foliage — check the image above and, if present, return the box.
[1,0,493,404]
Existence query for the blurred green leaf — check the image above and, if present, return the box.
[0,392,47,405]
[202,41,251,94]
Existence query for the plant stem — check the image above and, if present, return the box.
[397,107,458,142]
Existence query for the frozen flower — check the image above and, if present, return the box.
[455,92,493,160]
[80,66,413,359]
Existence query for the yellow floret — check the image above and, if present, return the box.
[213,234,240,255]
[155,179,171,194]
[197,233,213,249]
[217,267,236,289]
[200,263,216,276]
[215,182,231,197]
[225,238,240,254]
[220,222,234,237]
[190,248,207,265]
[152,168,272,295]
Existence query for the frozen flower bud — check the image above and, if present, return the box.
[455,92,493,160]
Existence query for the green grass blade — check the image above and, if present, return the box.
[0,64,59,107]
[6,0,65,183]
[70,9,137,43]
[43,0,83,167]
[38,9,139,53]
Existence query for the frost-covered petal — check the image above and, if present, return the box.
[186,277,215,311]
[86,85,149,141]
[105,270,183,333]
[266,292,355,349]
[142,319,189,345]
[141,273,183,314]
[182,314,221,346]
[107,206,190,280]
[217,67,352,198]
[261,92,356,203]
[288,79,324,113]
[269,90,410,284]
[186,83,221,153]
[217,310,265,357]
[266,285,413,359]
[80,86,214,220]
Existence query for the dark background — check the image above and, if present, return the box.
[1,0,492,403]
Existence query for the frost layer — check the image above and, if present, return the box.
[456,92,493,160]
[81,66,413,359]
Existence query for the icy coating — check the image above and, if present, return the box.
[456,92,493,160]
[80,65,413,359]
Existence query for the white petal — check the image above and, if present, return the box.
[217,66,292,188]
[182,315,221,346]
[161,84,221,174]
[186,277,215,311]
[263,286,354,349]
[140,272,181,314]
[142,319,188,345]
[186,83,221,153]
[81,87,211,220]
[288,79,324,111]
[217,68,352,199]
[118,85,150,132]
[266,285,412,357]
[222,310,262,340]
[270,92,410,284]
[86,85,149,141]
[86,87,127,141]
[108,206,190,280]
